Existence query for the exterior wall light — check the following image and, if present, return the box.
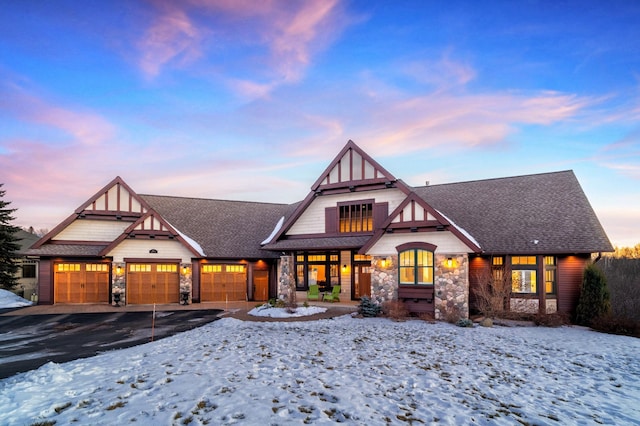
[342,264,348,273]
[116,265,122,275]
[182,265,189,275]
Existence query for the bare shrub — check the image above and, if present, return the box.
[438,304,462,324]
[382,300,410,320]
[417,312,436,323]
[533,312,570,327]
[591,314,640,338]
[472,264,512,319]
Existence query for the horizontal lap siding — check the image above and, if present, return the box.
[38,260,53,304]
[468,256,490,314]
[558,255,590,315]
[54,220,130,241]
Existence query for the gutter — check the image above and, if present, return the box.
[592,252,603,264]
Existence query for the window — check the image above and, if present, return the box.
[339,202,373,233]
[511,256,537,294]
[203,265,222,273]
[544,256,556,295]
[399,249,434,285]
[86,264,108,272]
[157,264,177,273]
[294,251,340,290]
[21,262,36,278]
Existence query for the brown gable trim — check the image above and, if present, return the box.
[99,209,203,257]
[360,192,481,254]
[32,176,150,249]
[269,140,413,244]
[396,242,438,252]
[74,176,152,215]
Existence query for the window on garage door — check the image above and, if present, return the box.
[200,264,247,302]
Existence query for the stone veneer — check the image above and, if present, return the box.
[371,253,470,320]
[179,263,192,304]
[434,254,469,319]
[371,255,398,304]
[277,255,296,304]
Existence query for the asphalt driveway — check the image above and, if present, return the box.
[0,309,223,380]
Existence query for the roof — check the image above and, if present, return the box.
[262,236,372,251]
[414,170,613,254]
[15,230,40,254]
[140,195,292,259]
[25,244,108,257]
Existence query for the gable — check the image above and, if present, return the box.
[100,209,203,257]
[32,176,150,249]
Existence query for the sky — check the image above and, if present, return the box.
[1,0,639,247]
[0,300,639,424]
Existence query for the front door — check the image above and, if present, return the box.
[354,264,372,299]
[253,270,269,301]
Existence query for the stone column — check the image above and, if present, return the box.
[371,255,398,304]
[112,262,126,306]
[278,255,296,304]
[180,263,192,304]
[434,254,469,319]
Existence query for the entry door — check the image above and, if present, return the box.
[54,263,109,303]
[354,264,372,299]
[253,270,269,301]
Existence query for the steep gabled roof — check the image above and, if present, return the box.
[415,170,613,254]
[31,176,149,249]
[360,192,481,253]
[100,209,203,257]
[140,195,291,259]
[269,140,412,243]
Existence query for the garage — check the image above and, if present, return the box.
[127,263,180,304]
[54,263,110,303]
[200,264,247,302]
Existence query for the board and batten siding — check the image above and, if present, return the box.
[54,220,131,242]
[106,239,195,263]
[366,232,472,256]
[287,188,407,236]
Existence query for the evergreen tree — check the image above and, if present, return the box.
[0,184,21,290]
[575,263,611,326]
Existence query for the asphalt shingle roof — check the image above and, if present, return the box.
[141,195,292,259]
[414,170,613,254]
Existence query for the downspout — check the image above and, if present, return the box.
[592,252,603,264]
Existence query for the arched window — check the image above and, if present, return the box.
[398,244,435,286]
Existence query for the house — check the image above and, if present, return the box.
[27,141,613,318]
[14,229,40,301]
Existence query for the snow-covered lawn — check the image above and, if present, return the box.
[1,315,639,425]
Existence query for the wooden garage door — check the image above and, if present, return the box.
[127,263,179,304]
[54,263,110,304]
[201,265,247,302]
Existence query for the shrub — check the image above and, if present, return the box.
[575,264,611,326]
[439,304,462,324]
[456,318,474,327]
[358,296,382,317]
[533,312,569,327]
[382,300,410,320]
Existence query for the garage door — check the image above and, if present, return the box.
[127,263,179,304]
[54,263,110,303]
[201,264,247,302]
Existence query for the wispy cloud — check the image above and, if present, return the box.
[137,0,350,94]
[0,83,116,145]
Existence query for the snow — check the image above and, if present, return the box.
[1,314,638,425]
[249,304,327,318]
[435,209,481,249]
[0,289,33,308]
[261,215,284,245]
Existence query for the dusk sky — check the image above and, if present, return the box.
[1,1,639,248]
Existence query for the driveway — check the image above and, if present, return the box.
[0,309,223,380]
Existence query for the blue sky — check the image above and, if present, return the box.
[1,0,638,247]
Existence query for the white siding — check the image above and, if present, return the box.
[366,231,471,255]
[340,250,352,298]
[287,188,407,235]
[55,220,130,242]
[107,239,194,263]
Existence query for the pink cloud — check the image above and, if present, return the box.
[138,0,349,91]
[0,85,116,145]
